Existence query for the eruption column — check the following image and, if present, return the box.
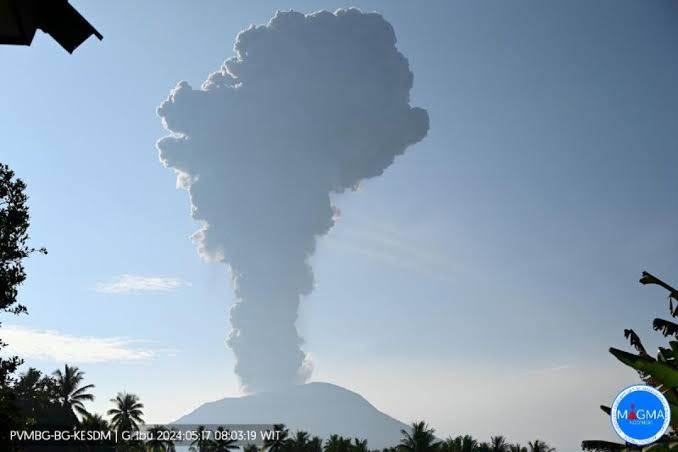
[157,9,429,392]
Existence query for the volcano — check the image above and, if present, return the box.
[174,382,409,449]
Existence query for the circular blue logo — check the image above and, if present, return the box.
[611,385,671,445]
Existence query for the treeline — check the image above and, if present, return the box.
[1,362,555,451]
[0,363,145,451]
[265,423,556,452]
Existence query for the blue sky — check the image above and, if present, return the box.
[2,1,677,449]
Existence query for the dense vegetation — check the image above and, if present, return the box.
[0,163,48,449]
[3,360,560,452]
[0,163,46,385]
[3,374,558,452]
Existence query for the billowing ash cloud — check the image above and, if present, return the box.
[156,8,429,393]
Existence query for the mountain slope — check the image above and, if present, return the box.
[175,382,410,449]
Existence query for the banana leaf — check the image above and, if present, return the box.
[610,348,678,387]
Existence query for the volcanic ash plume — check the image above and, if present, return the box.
[156,9,429,392]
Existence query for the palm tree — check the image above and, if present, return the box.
[189,425,210,452]
[309,436,323,452]
[324,434,351,452]
[527,440,555,452]
[508,445,526,452]
[265,424,289,452]
[490,436,508,452]
[80,413,110,432]
[209,426,239,452]
[14,367,58,416]
[244,444,260,452]
[146,425,175,452]
[398,421,440,452]
[80,413,113,451]
[288,431,311,452]
[14,367,44,396]
[52,364,95,418]
[476,443,491,452]
[440,435,477,452]
[107,392,144,432]
[351,438,369,452]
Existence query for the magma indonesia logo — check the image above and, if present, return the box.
[611,385,671,446]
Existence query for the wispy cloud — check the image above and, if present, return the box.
[326,216,458,280]
[1,325,157,363]
[519,363,572,376]
[95,275,190,294]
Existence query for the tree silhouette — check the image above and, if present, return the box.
[0,163,46,450]
[476,443,490,452]
[13,367,56,405]
[0,163,46,385]
[146,425,175,452]
[325,434,352,452]
[80,413,114,451]
[9,366,77,432]
[286,431,325,452]
[527,440,554,452]
[399,421,440,452]
[309,435,323,452]
[81,413,110,431]
[52,364,95,418]
[189,425,210,452]
[107,392,144,433]
[288,430,312,452]
[441,435,477,452]
[351,438,369,452]
[490,436,509,452]
[265,424,290,452]
[209,426,239,452]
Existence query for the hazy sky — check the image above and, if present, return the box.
[2,1,677,450]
